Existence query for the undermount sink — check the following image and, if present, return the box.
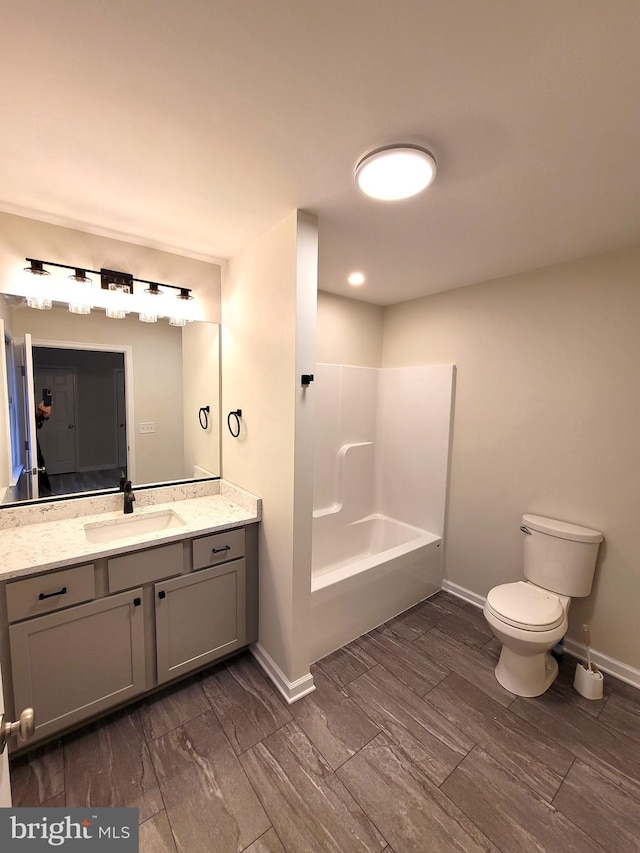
[84,509,186,543]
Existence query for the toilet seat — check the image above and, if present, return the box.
[486,581,565,631]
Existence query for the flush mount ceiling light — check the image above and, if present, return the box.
[355,144,436,200]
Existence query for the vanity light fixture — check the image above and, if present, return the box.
[355,144,436,200]
[21,258,194,324]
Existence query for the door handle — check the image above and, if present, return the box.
[68,424,74,429]
[0,708,35,754]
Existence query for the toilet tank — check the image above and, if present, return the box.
[522,514,603,597]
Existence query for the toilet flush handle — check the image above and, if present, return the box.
[520,525,532,535]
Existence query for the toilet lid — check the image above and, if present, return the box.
[486,582,565,630]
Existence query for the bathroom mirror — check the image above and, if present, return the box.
[0,294,220,506]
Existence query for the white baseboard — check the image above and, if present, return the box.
[250,643,316,704]
[441,579,640,691]
[442,579,486,610]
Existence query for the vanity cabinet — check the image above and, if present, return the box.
[9,589,146,743]
[155,559,246,683]
[2,524,257,749]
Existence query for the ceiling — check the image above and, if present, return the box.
[2,2,640,306]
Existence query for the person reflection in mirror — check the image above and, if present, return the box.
[35,400,53,495]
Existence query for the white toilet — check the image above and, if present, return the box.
[483,514,603,697]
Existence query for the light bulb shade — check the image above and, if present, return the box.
[169,288,194,325]
[67,272,93,314]
[106,307,127,319]
[139,284,162,322]
[355,144,436,200]
[24,260,52,308]
[105,281,130,319]
[26,295,53,310]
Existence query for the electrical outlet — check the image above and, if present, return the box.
[139,422,156,434]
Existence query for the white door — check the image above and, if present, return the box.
[115,368,127,470]
[15,334,39,500]
[0,659,12,807]
[0,320,13,482]
[34,366,78,475]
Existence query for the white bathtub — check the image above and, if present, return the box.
[310,514,442,661]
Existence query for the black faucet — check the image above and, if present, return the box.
[123,480,136,514]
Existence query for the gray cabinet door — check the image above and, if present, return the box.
[10,589,146,743]
[155,559,246,684]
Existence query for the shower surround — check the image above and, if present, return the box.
[311,363,455,660]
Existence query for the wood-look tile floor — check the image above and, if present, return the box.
[10,591,640,852]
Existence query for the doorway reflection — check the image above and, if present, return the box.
[33,346,127,499]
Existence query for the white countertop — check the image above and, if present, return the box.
[0,487,261,582]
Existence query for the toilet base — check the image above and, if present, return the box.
[495,646,558,697]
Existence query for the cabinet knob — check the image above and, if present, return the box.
[0,707,35,754]
[133,597,141,607]
[158,590,166,600]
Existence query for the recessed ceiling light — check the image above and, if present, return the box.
[348,271,366,286]
[355,144,436,200]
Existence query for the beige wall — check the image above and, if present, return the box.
[182,322,220,478]
[383,245,640,670]
[317,291,383,367]
[221,210,317,687]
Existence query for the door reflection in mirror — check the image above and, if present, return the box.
[34,346,126,497]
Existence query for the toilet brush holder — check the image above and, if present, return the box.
[573,662,604,700]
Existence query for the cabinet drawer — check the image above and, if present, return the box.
[108,542,183,593]
[192,527,245,570]
[6,564,95,622]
